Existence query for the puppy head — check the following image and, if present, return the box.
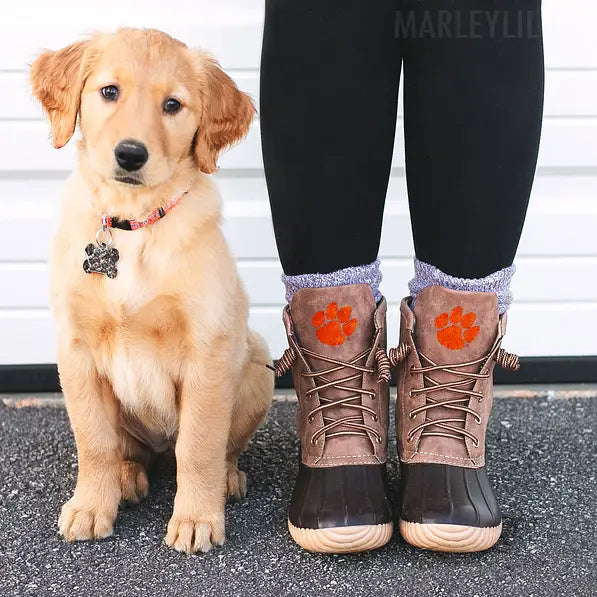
[30,29,255,187]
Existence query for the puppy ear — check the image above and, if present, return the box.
[30,40,92,148]
[193,54,255,174]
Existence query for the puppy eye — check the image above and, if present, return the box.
[101,85,119,101]
[163,98,182,114]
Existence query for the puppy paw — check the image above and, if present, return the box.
[226,464,247,501]
[58,498,116,541]
[120,461,149,504]
[165,512,225,554]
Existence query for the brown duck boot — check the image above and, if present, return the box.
[274,283,393,553]
[391,285,519,552]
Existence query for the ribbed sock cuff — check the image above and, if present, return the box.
[408,259,515,314]
[282,259,382,303]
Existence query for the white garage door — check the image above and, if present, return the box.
[0,0,596,366]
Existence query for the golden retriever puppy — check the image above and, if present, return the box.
[30,28,273,554]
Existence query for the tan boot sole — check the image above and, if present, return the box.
[288,520,393,554]
[399,520,502,552]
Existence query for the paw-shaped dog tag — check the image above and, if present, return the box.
[83,243,119,279]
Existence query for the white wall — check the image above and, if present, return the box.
[0,0,596,364]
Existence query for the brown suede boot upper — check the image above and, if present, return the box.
[281,284,390,468]
[396,285,517,468]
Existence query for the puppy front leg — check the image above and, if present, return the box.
[165,358,232,554]
[58,345,122,541]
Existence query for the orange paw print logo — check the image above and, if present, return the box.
[312,302,358,346]
[435,306,480,350]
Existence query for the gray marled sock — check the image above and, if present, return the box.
[282,259,382,303]
[408,258,515,314]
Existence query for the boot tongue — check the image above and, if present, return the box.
[412,285,499,366]
[412,286,499,456]
[290,283,377,457]
[290,284,376,361]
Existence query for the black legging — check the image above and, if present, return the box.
[260,0,544,279]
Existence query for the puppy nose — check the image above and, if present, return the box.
[115,140,148,172]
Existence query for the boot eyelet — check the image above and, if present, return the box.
[308,416,314,423]
[376,436,382,444]
[409,365,415,375]
[472,439,479,448]
[408,390,414,398]
[310,438,317,446]
[475,417,482,425]
[372,414,378,422]
[409,412,416,420]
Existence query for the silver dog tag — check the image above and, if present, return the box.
[83,227,119,279]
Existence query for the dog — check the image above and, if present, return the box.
[30,28,273,554]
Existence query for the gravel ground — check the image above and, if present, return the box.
[0,395,595,597]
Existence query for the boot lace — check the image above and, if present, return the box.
[390,336,519,447]
[271,329,391,448]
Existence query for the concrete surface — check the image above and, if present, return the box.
[0,393,595,597]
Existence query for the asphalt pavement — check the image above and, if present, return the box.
[0,392,595,597]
